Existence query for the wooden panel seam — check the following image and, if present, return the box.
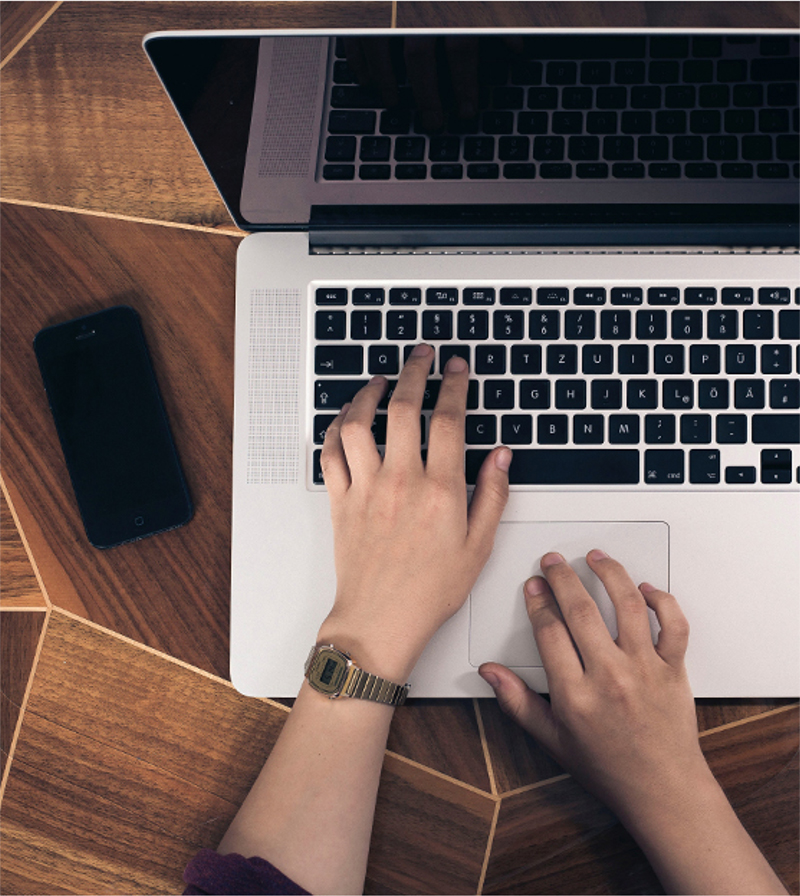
[0,607,51,802]
[0,197,245,237]
[0,1,62,72]
[473,697,498,796]
[476,798,501,896]
[1,473,51,610]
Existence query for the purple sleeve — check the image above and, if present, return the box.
[182,849,309,895]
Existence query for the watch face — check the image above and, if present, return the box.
[307,647,349,696]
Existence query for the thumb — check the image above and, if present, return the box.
[479,663,560,757]
[467,446,511,548]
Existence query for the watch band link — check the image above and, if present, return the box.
[344,665,409,706]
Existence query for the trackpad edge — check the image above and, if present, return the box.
[469,521,669,669]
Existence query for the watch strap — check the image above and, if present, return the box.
[342,664,409,706]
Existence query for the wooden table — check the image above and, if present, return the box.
[1,3,798,893]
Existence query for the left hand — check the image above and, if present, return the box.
[317,344,512,682]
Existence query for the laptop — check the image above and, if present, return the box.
[145,29,800,698]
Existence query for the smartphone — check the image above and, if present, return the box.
[34,306,193,548]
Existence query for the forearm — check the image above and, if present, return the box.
[218,681,394,895]
[618,768,788,896]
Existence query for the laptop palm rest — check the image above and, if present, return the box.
[469,520,669,668]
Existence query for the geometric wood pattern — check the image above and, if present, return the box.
[2,2,798,894]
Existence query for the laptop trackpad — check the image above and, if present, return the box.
[469,521,669,668]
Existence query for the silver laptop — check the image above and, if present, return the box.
[145,29,800,698]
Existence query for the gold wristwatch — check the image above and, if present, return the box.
[304,644,409,706]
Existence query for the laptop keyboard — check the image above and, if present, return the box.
[311,282,800,488]
[321,34,799,183]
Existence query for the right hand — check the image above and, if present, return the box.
[479,550,712,821]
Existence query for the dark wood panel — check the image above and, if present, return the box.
[0,609,46,779]
[0,1,57,63]
[395,1,799,28]
[0,488,46,608]
[1,203,238,676]
[482,707,799,895]
[388,698,492,793]
[0,1,392,227]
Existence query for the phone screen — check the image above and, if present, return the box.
[34,306,192,548]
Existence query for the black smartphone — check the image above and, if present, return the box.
[34,306,193,548]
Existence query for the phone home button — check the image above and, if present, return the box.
[134,515,145,527]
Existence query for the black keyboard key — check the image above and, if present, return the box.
[566,311,597,341]
[439,346,470,374]
[529,310,560,340]
[475,344,506,374]
[574,288,607,305]
[325,136,357,161]
[689,449,720,484]
[328,110,376,134]
[734,379,765,409]
[465,449,640,485]
[698,379,729,409]
[351,310,381,340]
[501,287,533,305]
[618,344,649,374]
[314,414,337,444]
[511,346,542,374]
[582,344,613,374]
[645,414,676,444]
[743,310,774,340]
[681,415,712,444]
[519,379,550,408]
[389,288,421,306]
[316,287,348,306]
[316,310,347,340]
[463,288,496,305]
[555,380,586,409]
[547,345,578,375]
[395,164,427,180]
[466,415,497,445]
[386,311,417,341]
[647,287,680,306]
[368,345,399,375]
[422,311,453,340]
[484,380,515,410]
[538,415,569,444]
[431,164,463,179]
[467,163,500,179]
[494,310,525,340]
[609,415,640,444]
[752,414,800,444]
[611,287,643,306]
[663,380,694,409]
[533,136,565,161]
[717,414,748,443]
[672,310,703,340]
[352,288,384,305]
[758,288,791,307]
[707,310,738,340]
[458,310,490,341]
[762,345,792,375]
[779,310,800,340]
[536,287,568,306]
[725,344,756,374]
[725,466,756,484]
[503,163,538,179]
[315,379,369,410]
[600,310,631,340]
[627,379,658,409]
[501,415,534,445]
[654,345,685,373]
[684,288,717,306]
[771,379,800,409]
[315,344,363,375]
[760,448,793,484]
[644,449,684,484]
[637,310,667,340]
[573,415,605,444]
[426,287,458,305]
[690,345,721,374]
[322,164,355,180]
[359,163,390,180]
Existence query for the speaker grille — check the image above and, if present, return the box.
[247,289,301,484]
[258,39,322,178]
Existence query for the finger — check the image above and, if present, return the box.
[540,553,617,667]
[466,446,511,555]
[640,582,690,667]
[479,663,561,759]
[320,402,353,497]
[585,549,654,653]
[337,376,388,480]
[425,354,470,481]
[384,344,433,468]
[404,36,444,132]
[523,574,584,684]
[362,36,400,108]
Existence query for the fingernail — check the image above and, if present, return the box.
[446,354,467,373]
[541,552,564,569]
[588,549,609,562]
[639,581,656,594]
[524,576,547,596]
[495,446,512,472]
[480,669,500,690]
[412,343,432,357]
[341,402,352,414]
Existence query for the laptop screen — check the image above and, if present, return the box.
[145,31,799,245]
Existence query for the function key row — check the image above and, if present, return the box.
[316,286,797,307]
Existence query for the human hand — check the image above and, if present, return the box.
[317,344,512,683]
[479,551,711,822]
